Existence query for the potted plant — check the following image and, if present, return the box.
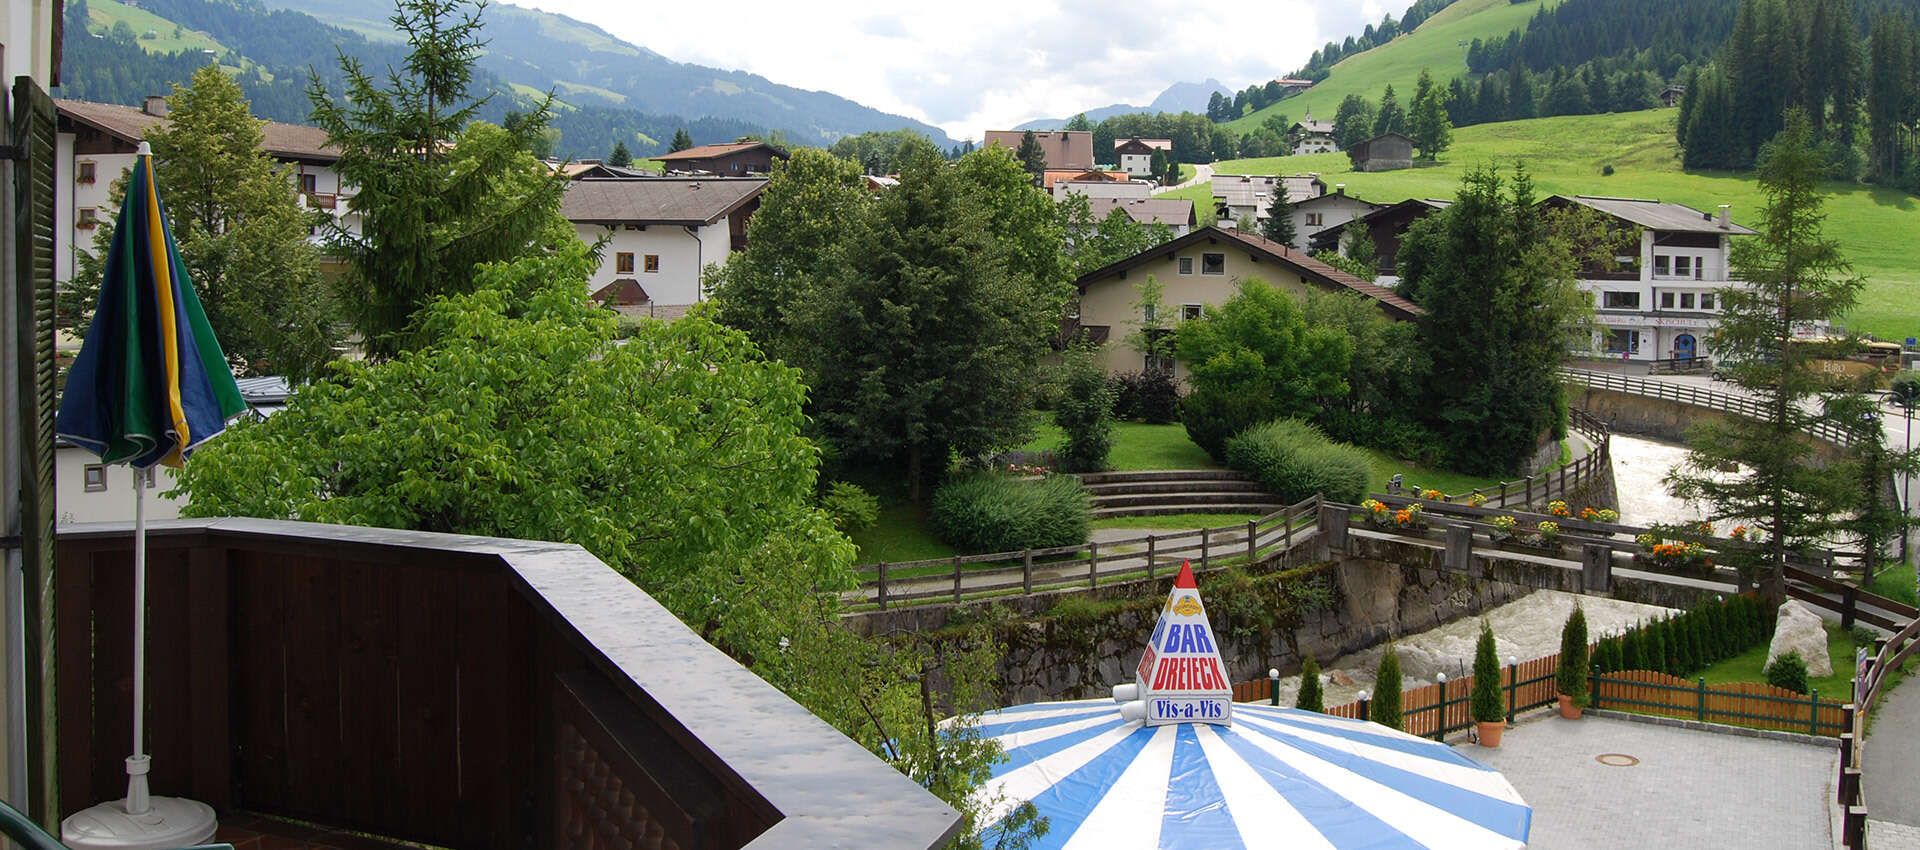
[1488,515,1518,542]
[1556,605,1589,719]
[1361,498,1392,528]
[1546,500,1571,518]
[1471,621,1505,747]
[1533,520,1561,547]
[1466,492,1488,508]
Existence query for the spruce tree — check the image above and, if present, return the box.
[1557,606,1589,705]
[1370,644,1404,731]
[1296,656,1325,713]
[1471,621,1505,723]
[607,140,633,167]
[1372,85,1407,137]
[1409,68,1453,161]
[1622,626,1645,670]
[669,127,694,152]
[1261,185,1297,246]
[1015,130,1048,175]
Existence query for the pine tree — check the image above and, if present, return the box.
[1372,85,1406,137]
[1370,644,1404,731]
[1261,185,1297,246]
[1867,14,1917,179]
[1674,67,1700,149]
[1015,129,1048,175]
[1557,606,1589,705]
[1334,94,1376,150]
[669,128,694,152]
[1509,68,1538,119]
[607,140,632,167]
[1296,656,1325,713]
[1409,68,1453,161]
[1471,621,1505,723]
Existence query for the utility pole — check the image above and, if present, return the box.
[1892,378,1919,573]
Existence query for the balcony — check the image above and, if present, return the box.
[304,193,338,211]
[54,519,960,850]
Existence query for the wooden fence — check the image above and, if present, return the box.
[855,496,1323,609]
[1591,670,1845,736]
[1840,613,1920,848]
[1561,367,1858,446]
[1234,653,1564,740]
[1443,408,1613,509]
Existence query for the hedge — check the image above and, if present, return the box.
[1224,418,1371,504]
[930,472,1091,554]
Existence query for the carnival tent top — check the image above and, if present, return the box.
[964,563,1531,849]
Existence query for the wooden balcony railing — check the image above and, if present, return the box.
[55,519,960,850]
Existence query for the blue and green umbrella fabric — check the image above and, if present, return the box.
[56,145,245,469]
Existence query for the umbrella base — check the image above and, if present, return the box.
[60,796,218,850]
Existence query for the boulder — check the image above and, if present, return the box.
[1765,600,1832,679]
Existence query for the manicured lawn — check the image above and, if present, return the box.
[1698,624,1862,699]
[1022,422,1220,471]
[1361,446,1533,498]
[845,499,956,564]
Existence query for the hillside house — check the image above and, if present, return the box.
[1660,84,1687,107]
[1348,132,1414,172]
[1272,77,1316,96]
[1284,188,1380,251]
[1053,177,1152,201]
[1210,173,1327,225]
[1307,197,1451,285]
[55,97,354,289]
[1544,195,1757,363]
[1113,137,1172,177]
[983,130,1095,170]
[1288,114,1339,154]
[561,177,766,316]
[1067,226,1421,378]
[1080,197,1195,236]
[654,141,787,176]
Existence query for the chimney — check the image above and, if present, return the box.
[1717,204,1731,228]
[1335,183,1346,195]
[142,95,168,117]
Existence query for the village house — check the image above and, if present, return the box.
[1284,187,1380,251]
[1308,197,1451,285]
[1271,77,1316,96]
[1080,197,1196,237]
[1544,195,1755,363]
[1347,132,1415,172]
[1660,84,1688,107]
[1043,168,1129,193]
[1112,136,1172,177]
[1067,225,1421,379]
[1288,113,1340,154]
[1211,173,1327,225]
[653,140,787,176]
[54,97,354,289]
[560,177,767,318]
[1053,176,1152,201]
[983,129,1095,170]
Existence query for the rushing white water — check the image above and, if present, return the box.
[1608,434,1714,528]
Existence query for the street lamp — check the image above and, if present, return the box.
[1890,377,1919,576]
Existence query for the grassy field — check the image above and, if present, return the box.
[1227,0,1556,134]
[1022,421,1220,470]
[89,0,224,55]
[1869,563,1917,607]
[1212,109,1920,341]
[1698,624,1863,698]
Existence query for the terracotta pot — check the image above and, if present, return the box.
[1558,695,1583,720]
[1476,720,1504,748]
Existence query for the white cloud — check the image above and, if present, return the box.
[500,0,1375,139]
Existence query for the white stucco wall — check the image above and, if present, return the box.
[55,446,183,525]
[1290,194,1376,251]
[1054,180,1152,201]
[576,220,734,305]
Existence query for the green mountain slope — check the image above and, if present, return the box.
[1228,0,1557,131]
[1212,109,1918,342]
[88,0,225,54]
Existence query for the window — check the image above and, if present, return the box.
[76,160,96,184]
[1654,255,1671,276]
[1200,253,1225,275]
[298,173,318,194]
[1142,303,1157,322]
[1700,293,1716,310]
[1604,329,1640,354]
[1674,256,1693,278]
[77,208,98,229]
[644,254,660,273]
[83,465,106,493]
[1660,292,1675,309]
[1177,257,1194,276]
[1601,291,1641,310]
[1680,293,1696,310]
[1180,304,1204,321]
[1304,212,1323,227]
[615,252,635,274]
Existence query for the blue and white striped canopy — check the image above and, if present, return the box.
[969,699,1531,849]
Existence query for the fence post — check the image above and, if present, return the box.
[1319,503,1349,555]
[953,556,963,604]
[1201,527,1210,571]
[1088,541,1099,589]
[1696,677,1706,722]
[1810,690,1820,736]
[1022,550,1033,594]
[1590,663,1602,711]
[1558,464,1566,498]
[1146,535,1156,581]
[877,562,889,610]
[1247,520,1258,564]
[1840,585,1857,630]
[1445,524,1473,574]
[1284,510,1294,550]
[1525,475,1533,507]
[1506,662,1516,724]
[1582,543,1613,593]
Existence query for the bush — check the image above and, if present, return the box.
[1224,419,1372,504]
[1110,370,1180,424]
[1765,651,1810,695]
[1296,655,1324,713]
[1054,346,1116,473]
[819,481,880,532]
[1557,606,1589,706]
[1471,621,1505,723]
[930,472,1090,554]
[1182,387,1269,461]
[1370,644,1404,731]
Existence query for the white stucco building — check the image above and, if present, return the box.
[1210,173,1326,226]
[1112,137,1171,177]
[1285,188,1379,251]
[1053,178,1152,201]
[561,177,766,316]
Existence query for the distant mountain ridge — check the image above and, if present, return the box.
[1015,79,1231,130]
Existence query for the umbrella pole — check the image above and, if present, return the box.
[125,477,150,816]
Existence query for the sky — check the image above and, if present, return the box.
[504,0,1388,140]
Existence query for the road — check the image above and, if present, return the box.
[1155,163,1211,194]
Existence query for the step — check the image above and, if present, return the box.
[1082,480,1271,497]
[1074,469,1252,486]
[1092,491,1287,509]
[1091,503,1289,520]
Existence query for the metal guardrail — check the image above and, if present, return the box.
[1561,367,1857,446]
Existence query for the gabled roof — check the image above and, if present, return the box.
[1084,197,1195,229]
[1290,118,1336,135]
[1210,173,1327,207]
[1549,195,1756,236]
[561,177,766,226]
[591,278,651,306]
[56,98,340,162]
[1293,191,1379,211]
[1075,225,1423,320]
[653,141,785,162]
[1307,197,1451,251]
[983,130,1095,170]
[1113,137,1173,151]
[1043,168,1130,190]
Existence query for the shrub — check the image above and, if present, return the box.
[819,481,880,532]
[1602,163,1616,176]
[1471,621,1505,723]
[1110,370,1180,424]
[1182,387,1268,461]
[1370,644,1404,731]
[930,472,1090,554]
[1621,627,1645,670]
[1054,345,1116,473]
[1557,606,1589,706]
[1296,655,1325,713]
[1765,651,1810,695]
[1176,278,1353,460]
[1224,419,1371,504]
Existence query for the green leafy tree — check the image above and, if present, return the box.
[1176,279,1352,459]
[1409,68,1453,161]
[1065,112,1092,131]
[1471,621,1505,723]
[1149,149,1170,185]
[1125,274,1174,371]
[1054,344,1116,472]
[606,139,633,167]
[1261,185,1297,246]
[308,0,570,357]
[1370,644,1404,731]
[1015,129,1048,175]
[669,127,694,152]
[1372,85,1406,137]
[69,65,339,382]
[1333,94,1376,150]
[1667,110,1866,599]
[1557,605,1589,706]
[1344,223,1378,272]
[1296,655,1325,713]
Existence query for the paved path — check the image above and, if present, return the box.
[1867,672,1920,827]
[1155,163,1212,194]
[1461,715,1837,849]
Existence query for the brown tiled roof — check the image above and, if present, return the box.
[1074,225,1423,321]
[983,130,1094,170]
[1084,197,1195,229]
[561,177,766,226]
[56,99,340,162]
[652,141,781,162]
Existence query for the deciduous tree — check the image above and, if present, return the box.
[1409,67,1452,161]
[1177,279,1352,459]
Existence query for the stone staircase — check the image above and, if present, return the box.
[1076,469,1288,519]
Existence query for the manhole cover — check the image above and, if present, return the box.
[1595,753,1639,767]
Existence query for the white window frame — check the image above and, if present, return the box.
[1653,255,1671,277]
[1304,212,1323,227]
[1659,292,1675,309]
[1601,291,1640,310]
[1180,303,1204,321]
[83,464,107,492]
